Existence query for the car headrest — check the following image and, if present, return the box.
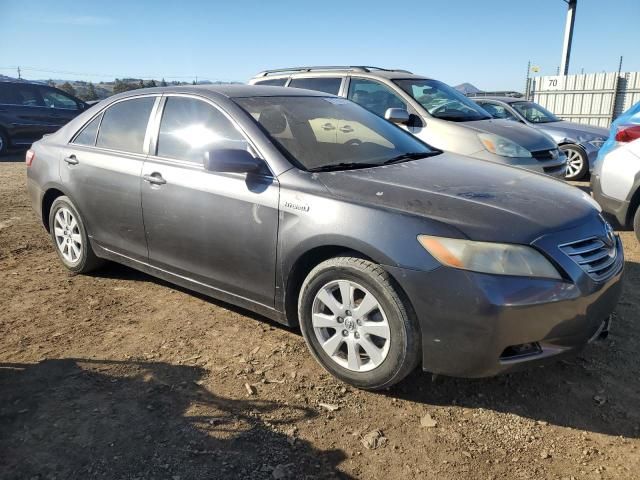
[259,108,287,135]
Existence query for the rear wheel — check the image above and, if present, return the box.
[298,256,420,390]
[562,144,588,180]
[49,196,104,273]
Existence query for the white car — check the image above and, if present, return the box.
[591,102,640,240]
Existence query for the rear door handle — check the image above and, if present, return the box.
[63,155,79,165]
[322,123,336,131]
[339,125,354,133]
[142,173,166,185]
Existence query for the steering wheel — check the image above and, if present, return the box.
[345,139,362,147]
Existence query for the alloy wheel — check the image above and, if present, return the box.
[53,207,83,264]
[311,279,391,372]
[565,148,584,178]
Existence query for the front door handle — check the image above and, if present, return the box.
[322,123,336,131]
[63,155,79,165]
[142,172,166,185]
[339,125,354,133]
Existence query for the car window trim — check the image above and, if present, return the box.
[146,92,275,178]
[68,94,161,155]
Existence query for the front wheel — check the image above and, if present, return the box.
[561,144,589,180]
[298,257,420,390]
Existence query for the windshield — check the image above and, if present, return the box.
[511,101,560,123]
[234,96,438,171]
[394,78,491,122]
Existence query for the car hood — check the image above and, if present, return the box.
[316,152,598,244]
[536,121,609,143]
[461,118,557,152]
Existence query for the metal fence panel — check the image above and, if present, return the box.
[529,72,640,128]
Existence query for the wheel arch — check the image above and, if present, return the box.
[282,243,415,330]
[41,187,67,232]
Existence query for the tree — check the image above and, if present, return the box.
[59,82,76,96]
[46,79,56,87]
[138,79,145,89]
[113,79,137,94]
[84,82,99,101]
[160,78,167,87]
[146,79,157,88]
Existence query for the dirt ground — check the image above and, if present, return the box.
[1,152,639,480]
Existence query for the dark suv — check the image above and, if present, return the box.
[0,81,88,154]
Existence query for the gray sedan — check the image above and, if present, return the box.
[473,96,609,180]
[26,85,622,389]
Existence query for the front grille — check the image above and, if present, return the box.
[532,149,559,162]
[559,236,619,282]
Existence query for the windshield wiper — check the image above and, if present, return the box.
[308,162,381,172]
[383,151,439,165]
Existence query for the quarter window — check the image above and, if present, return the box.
[156,97,246,163]
[347,78,406,117]
[73,113,102,146]
[96,97,156,154]
[288,77,342,95]
[254,78,288,86]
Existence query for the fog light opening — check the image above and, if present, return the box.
[500,342,542,360]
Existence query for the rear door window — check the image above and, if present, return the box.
[156,96,246,163]
[254,78,288,86]
[0,84,44,107]
[288,77,342,95]
[96,97,156,154]
[347,78,406,117]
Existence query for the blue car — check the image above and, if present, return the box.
[473,96,608,180]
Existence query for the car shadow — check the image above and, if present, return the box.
[389,259,640,440]
[86,255,640,441]
[89,261,288,330]
[0,358,352,479]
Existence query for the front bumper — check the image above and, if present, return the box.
[473,149,566,178]
[591,173,630,227]
[385,233,624,378]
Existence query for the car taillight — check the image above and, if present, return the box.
[25,149,35,167]
[614,125,640,143]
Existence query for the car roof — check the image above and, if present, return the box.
[111,84,332,100]
[471,96,527,104]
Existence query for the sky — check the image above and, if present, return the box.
[1,0,638,91]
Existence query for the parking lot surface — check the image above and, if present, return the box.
[1,155,639,479]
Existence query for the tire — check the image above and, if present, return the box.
[298,256,420,390]
[561,144,588,180]
[49,196,104,273]
[633,206,640,243]
[0,130,8,156]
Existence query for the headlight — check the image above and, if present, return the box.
[478,133,532,158]
[587,139,606,149]
[418,235,561,279]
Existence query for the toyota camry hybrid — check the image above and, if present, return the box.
[26,85,623,390]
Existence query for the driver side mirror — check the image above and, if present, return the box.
[384,108,410,125]
[204,148,264,174]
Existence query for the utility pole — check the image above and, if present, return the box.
[560,0,577,76]
[618,56,623,74]
[17,66,21,79]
